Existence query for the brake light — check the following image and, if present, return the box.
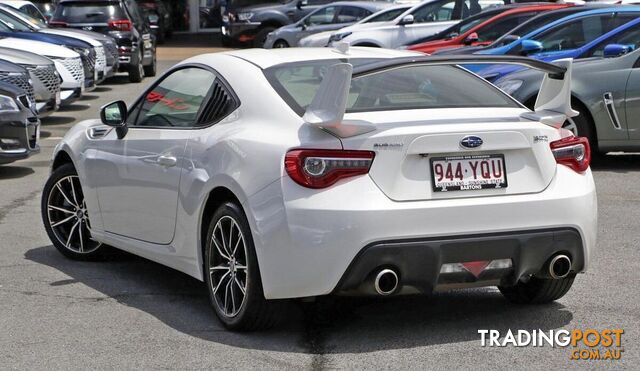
[108,19,132,31]
[550,136,590,173]
[285,149,375,189]
[49,21,68,27]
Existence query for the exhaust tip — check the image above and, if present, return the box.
[374,269,399,295]
[549,254,571,279]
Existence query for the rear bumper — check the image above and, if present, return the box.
[222,22,262,42]
[335,228,584,295]
[245,166,597,299]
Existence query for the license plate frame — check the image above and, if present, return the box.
[430,154,508,192]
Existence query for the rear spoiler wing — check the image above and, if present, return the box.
[304,55,576,137]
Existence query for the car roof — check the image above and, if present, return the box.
[222,47,420,69]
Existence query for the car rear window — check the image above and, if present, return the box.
[53,1,126,23]
[265,59,518,115]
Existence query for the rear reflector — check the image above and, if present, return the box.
[440,259,513,277]
[285,149,374,189]
[550,136,590,173]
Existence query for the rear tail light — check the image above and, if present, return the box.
[108,19,133,31]
[285,149,375,189]
[550,136,590,173]
[49,21,68,27]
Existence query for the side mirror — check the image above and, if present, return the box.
[521,39,543,55]
[603,43,633,58]
[463,32,479,45]
[100,100,128,139]
[398,14,414,26]
[500,34,520,45]
[297,0,307,10]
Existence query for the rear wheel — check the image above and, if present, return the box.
[253,26,276,48]
[41,163,105,260]
[143,52,157,77]
[499,275,576,304]
[273,39,289,48]
[128,50,144,83]
[204,202,283,331]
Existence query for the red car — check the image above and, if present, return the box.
[408,3,571,54]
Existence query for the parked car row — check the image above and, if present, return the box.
[255,0,640,153]
[1,0,158,165]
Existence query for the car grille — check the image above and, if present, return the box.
[26,65,61,96]
[0,71,35,104]
[95,46,106,71]
[61,57,84,84]
[105,42,118,66]
[81,49,96,80]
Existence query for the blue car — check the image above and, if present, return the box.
[468,7,640,81]
[0,10,96,89]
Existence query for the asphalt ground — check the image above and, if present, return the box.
[0,41,639,369]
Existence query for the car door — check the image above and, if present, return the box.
[86,67,217,244]
[627,58,640,140]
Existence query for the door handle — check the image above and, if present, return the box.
[157,155,177,167]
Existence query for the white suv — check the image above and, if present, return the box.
[329,0,506,49]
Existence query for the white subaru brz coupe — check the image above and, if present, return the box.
[41,47,597,331]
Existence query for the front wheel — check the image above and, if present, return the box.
[498,275,576,304]
[204,202,283,330]
[128,50,144,83]
[41,163,105,260]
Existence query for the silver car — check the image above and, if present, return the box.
[264,1,391,48]
[494,40,640,154]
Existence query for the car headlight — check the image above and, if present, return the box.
[329,32,352,43]
[495,79,523,95]
[0,94,19,113]
[237,12,253,21]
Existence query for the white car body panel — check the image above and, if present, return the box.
[51,48,597,299]
[0,37,83,90]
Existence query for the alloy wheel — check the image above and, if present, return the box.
[46,175,101,254]
[209,215,249,318]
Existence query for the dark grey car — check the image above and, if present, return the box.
[494,38,640,154]
[263,1,390,48]
[0,78,39,165]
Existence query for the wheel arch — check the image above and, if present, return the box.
[52,149,75,171]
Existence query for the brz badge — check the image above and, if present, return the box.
[460,135,483,149]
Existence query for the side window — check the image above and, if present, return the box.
[532,14,638,54]
[305,6,337,26]
[476,13,537,42]
[589,23,640,58]
[125,0,144,25]
[336,7,371,24]
[412,0,457,24]
[130,68,217,128]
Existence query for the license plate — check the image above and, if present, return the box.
[430,154,507,192]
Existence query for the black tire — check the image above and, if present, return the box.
[253,26,276,48]
[499,274,576,304]
[128,50,144,83]
[41,163,106,261]
[273,39,289,48]
[204,202,284,331]
[143,52,157,77]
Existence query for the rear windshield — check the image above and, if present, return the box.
[265,59,518,115]
[53,1,126,23]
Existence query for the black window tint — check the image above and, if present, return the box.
[533,14,638,53]
[53,1,126,23]
[365,7,408,23]
[336,6,370,23]
[132,68,216,128]
[476,12,538,42]
[588,23,640,58]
